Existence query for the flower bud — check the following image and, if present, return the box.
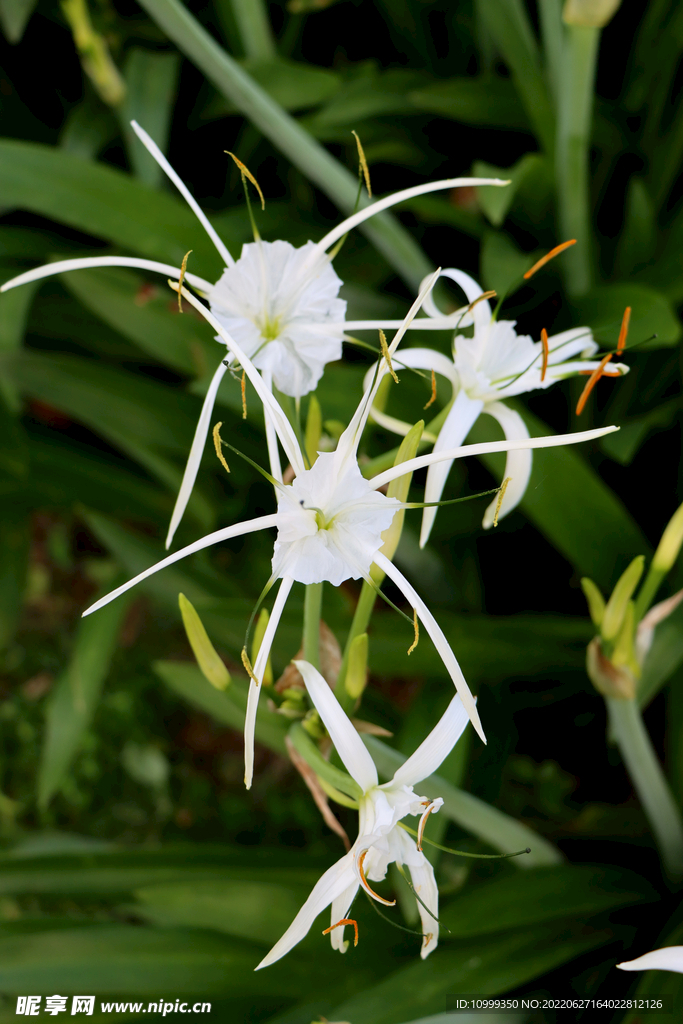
[586,637,636,700]
[178,593,230,690]
[652,499,683,575]
[344,632,369,701]
[563,0,622,27]
[601,555,645,641]
[581,577,605,628]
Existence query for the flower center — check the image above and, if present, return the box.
[259,314,282,342]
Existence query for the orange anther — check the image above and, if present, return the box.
[540,327,549,382]
[323,917,359,947]
[524,239,577,280]
[417,802,436,851]
[576,353,613,416]
[358,849,396,906]
[616,306,631,355]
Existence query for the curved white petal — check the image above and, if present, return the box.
[361,348,458,393]
[547,326,598,359]
[342,317,469,331]
[480,402,532,529]
[372,551,484,744]
[166,358,230,549]
[392,695,469,788]
[329,880,360,953]
[419,390,484,548]
[311,177,509,261]
[406,853,440,959]
[244,576,294,789]
[130,121,234,268]
[368,425,619,491]
[0,256,213,295]
[294,660,378,792]
[255,852,357,970]
[173,285,306,476]
[617,946,683,973]
[82,514,278,617]
[261,369,283,485]
[421,267,490,335]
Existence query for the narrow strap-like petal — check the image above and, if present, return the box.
[130,121,234,268]
[244,576,294,789]
[480,402,532,530]
[393,695,469,788]
[166,358,230,549]
[82,514,278,617]
[342,317,469,332]
[421,267,490,335]
[405,851,440,959]
[372,551,484,744]
[419,390,483,548]
[294,660,378,792]
[0,256,213,295]
[368,425,619,491]
[255,852,357,970]
[261,369,283,485]
[617,946,683,973]
[329,880,360,952]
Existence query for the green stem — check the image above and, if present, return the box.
[336,581,376,714]
[537,0,563,105]
[634,566,666,625]
[607,696,683,878]
[555,23,600,296]
[303,582,323,670]
[230,0,276,60]
[136,0,432,290]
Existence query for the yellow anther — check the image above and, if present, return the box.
[177,250,192,312]
[407,608,419,655]
[417,801,437,851]
[241,647,260,686]
[225,151,265,210]
[212,422,231,475]
[379,329,399,384]
[352,130,372,197]
[423,369,437,410]
[492,477,511,527]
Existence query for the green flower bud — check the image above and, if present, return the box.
[652,499,683,575]
[581,577,606,628]
[178,593,230,690]
[602,555,645,642]
[563,0,622,28]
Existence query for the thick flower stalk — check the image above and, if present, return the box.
[257,659,471,967]
[0,122,508,548]
[364,268,628,545]
[81,270,618,789]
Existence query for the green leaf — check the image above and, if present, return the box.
[615,176,656,277]
[480,230,533,298]
[408,76,529,129]
[569,283,681,349]
[439,864,655,938]
[205,57,341,116]
[364,736,561,868]
[60,95,119,161]
[600,398,679,465]
[38,582,132,808]
[120,49,180,189]
[300,68,423,133]
[288,722,362,800]
[0,0,37,43]
[0,138,227,278]
[474,154,543,227]
[0,504,30,650]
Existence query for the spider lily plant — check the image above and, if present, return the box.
[81,270,618,789]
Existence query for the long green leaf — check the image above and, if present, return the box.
[120,49,180,189]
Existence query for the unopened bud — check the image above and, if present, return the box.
[601,555,645,641]
[586,637,636,700]
[611,601,639,677]
[344,633,368,701]
[652,499,683,575]
[581,577,605,628]
[563,0,621,28]
[178,593,230,690]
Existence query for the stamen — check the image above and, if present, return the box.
[423,369,437,410]
[352,130,372,197]
[225,151,265,210]
[323,918,359,947]
[524,239,577,280]
[417,801,437,851]
[357,849,396,906]
[468,289,496,312]
[241,647,260,686]
[177,250,192,312]
[379,329,399,384]
[241,369,247,420]
[492,477,511,528]
[616,305,631,355]
[576,353,613,415]
[212,422,231,475]
[407,608,419,655]
[540,327,549,382]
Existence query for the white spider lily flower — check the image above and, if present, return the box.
[617,946,683,973]
[257,659,470,968]
[364,268,628,546]
[81,271,619,788]
[0,121,508,548]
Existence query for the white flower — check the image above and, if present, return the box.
[617,946,683,973]
[365,268,629,545]
[1,123,509,548]
[257,659,471,968]
[80,270,619,788]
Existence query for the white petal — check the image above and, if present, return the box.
[329,880,360,953]
[419,390,484,548]
[0,256,213,295]
[130,121,234,268]
[368,425,619,491]
[372,551,484,744]
[617,946,683,973]
[343,317,470,331]
[82,514,278,617]
[244,576,295,789]
[480,401,532,529]
[172,285,306,476]
[294,660,378,792]
[261,369,283,484]
[392,695,470,787]
[255,853,357,970]
[361,348,458,393]
[406,852,440,959]
[166,358,230,548]
[421,267,491,335]
[311,177,509,261]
